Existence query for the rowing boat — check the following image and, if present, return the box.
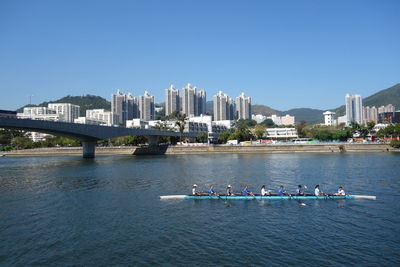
[159,195,376,200]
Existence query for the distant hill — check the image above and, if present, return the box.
[17,95,111,116]
[280,108,324,125]
[252,105,278,116]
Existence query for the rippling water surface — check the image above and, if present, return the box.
[0,153,399,266]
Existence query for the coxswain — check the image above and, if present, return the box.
[296,185,305,196]
[226,185,234,196]
[279,186,289,196]
[261,185,270,196]
[335,186,345,196]
[209,184,218,196]
[243,185,254,196]
[314,185,326,196]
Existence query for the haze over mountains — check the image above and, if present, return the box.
[18,83,400,125]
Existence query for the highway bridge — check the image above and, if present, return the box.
[0,117,198,158]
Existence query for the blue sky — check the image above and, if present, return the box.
[0,0,399,111]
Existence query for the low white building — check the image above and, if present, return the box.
[281,114,295,125]
[17,107,60,121]
[27,132,53,142]
[189,115,213,132]
[17,112,61,121]
[213,120,234,130]
[268,115,281,125]
[184,121,208,133]
[265,128,298,139]
[189,115,230,133]
[48,103,80,123]
[267,114,295,126]
[252,114,267,124]
[323,111,336,126]
[337,115,347,125]
[126,119,149,129]
[86,109,117,126]
[74,117,103,125]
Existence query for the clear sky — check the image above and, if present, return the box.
[0,0,399,111]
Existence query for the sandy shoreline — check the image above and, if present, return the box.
[1,143,397,157]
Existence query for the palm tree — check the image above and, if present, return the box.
[174,113,187,142]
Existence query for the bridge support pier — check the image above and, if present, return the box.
[82,141,96,158]
[148,136,159,147]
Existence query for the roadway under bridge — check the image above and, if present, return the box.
[0,117,198,158]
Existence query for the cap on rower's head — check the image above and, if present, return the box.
[280,185,283,188]
[315,185,319,188]
[227,185,231,188]
[193,184,197,187]
[298,185,302,188]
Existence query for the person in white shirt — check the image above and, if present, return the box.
[192,184,200,195]
[261,185,270,196]
[335,186,345,196]
[226,185,234,196]
[314,185,322,196]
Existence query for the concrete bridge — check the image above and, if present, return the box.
[0,117,198,158]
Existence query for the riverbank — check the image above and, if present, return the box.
[1,143,397,156]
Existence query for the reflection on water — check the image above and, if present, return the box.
[0,153,399,266]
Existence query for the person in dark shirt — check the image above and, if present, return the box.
[296,185,305,196]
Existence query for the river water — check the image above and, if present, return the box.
[0,153,399,266]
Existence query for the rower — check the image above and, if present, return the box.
[209,184,218,196]
[314,185,326,196]
[192,184,200,196]
[335,186,345,196]
[243,185,254,196]
[192,184,197,195]
[296,185,305,196]
[279,186,289,196]
[226,185,234,196]
[261,185,270,196]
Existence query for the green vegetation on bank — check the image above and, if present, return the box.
[0,129,81,151]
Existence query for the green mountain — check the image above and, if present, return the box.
[17,95,111,116]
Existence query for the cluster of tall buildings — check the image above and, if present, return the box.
[213,91,251,121]
[363,104,395,123]
[165,84,252,121]
[251,114,295,126]
[15,84,253,143]
[165,84,206,117]
[111,90,155,124]
[323,94,397,126]
[344,94,397,125]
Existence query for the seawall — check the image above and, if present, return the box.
[2,143,396,156]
